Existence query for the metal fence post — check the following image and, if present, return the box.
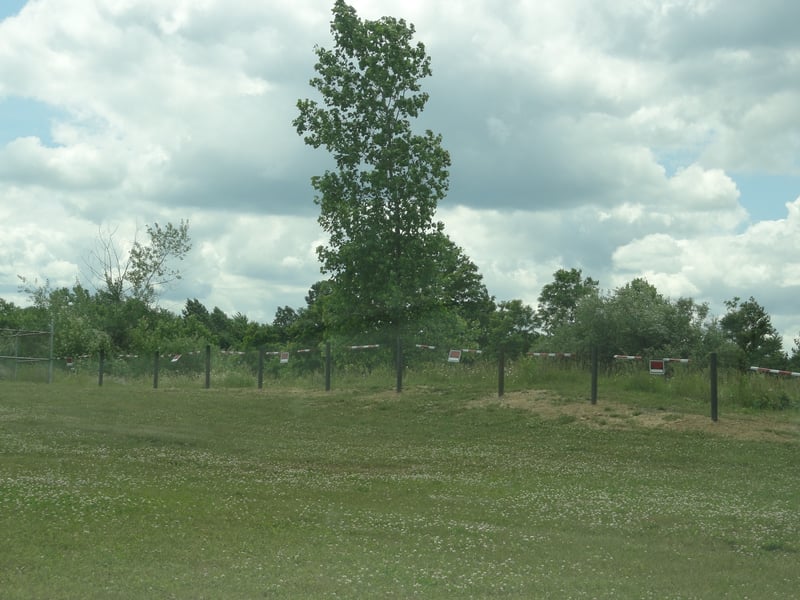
[98,349,105,387]
[591,345,598,405]
[395,336,403,393]
[325,342,332,391]
[205,344,211,389]
[710,352,718,422]
[48,320,54,384]
[498,348,505,397]
[257,347,265,390]
[153,351,159,389]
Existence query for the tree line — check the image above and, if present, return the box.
[3,257,799,373]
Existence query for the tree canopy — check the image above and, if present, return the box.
[720,296,786,370]
[5,262,798,375]
[535,268,598,336]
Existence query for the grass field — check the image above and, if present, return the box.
[1,375,798,598]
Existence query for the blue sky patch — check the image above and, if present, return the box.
[0,96,65,147]
[0,1,28,21]
[734,175,800,222]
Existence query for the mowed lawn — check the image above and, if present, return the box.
[1,381,798,599]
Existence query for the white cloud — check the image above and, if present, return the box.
[1,0,799,350]
[0,136,124,189]
[608,199,800,337]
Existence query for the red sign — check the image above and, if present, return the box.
[649,360,665,375]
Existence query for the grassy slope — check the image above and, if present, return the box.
[1,381,798,599]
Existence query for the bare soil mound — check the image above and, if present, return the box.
[470,390,800,444]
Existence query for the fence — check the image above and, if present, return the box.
[8,334,799,418]
[0,328,53,383]
[79,342,494,392]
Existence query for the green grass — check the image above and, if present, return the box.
[1,378,798,598]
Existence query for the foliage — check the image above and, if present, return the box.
[434,235,495,329]
[790,334,800,371]
[289,281,331,347]
[127,221,192,305]
[561,278,717,365]
[535,267,598,335]
[181,299,269,351]
[295,0,452,334]
[86,220,191,306]
[271,305,299,344]
[4,208,793,389]
[482,299,537,359]
[720,296,786,371]
[181,298,215,342]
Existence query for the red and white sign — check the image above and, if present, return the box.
[448,349,462,363]
[649,359,665,375]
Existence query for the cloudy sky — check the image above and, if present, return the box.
[1,0,799,351]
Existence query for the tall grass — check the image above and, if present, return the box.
[513,357,800,413]
[43,351,800,415]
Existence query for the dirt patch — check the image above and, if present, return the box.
[469,390,800,443]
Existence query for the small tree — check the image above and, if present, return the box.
[569,278,712,365]
[272,306,299,345]
[127,221,192,305]
[789,334,800,371]
[289,281,332,347]
[720,296,786,370]
[535,268,598,336]
[86,220,191,306]
[0,298,22,329]
[15,279,111,357]
[483,299,538,359]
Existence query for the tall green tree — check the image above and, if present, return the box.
[294,1,451,335]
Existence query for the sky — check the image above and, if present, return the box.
[1,0,799,354]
